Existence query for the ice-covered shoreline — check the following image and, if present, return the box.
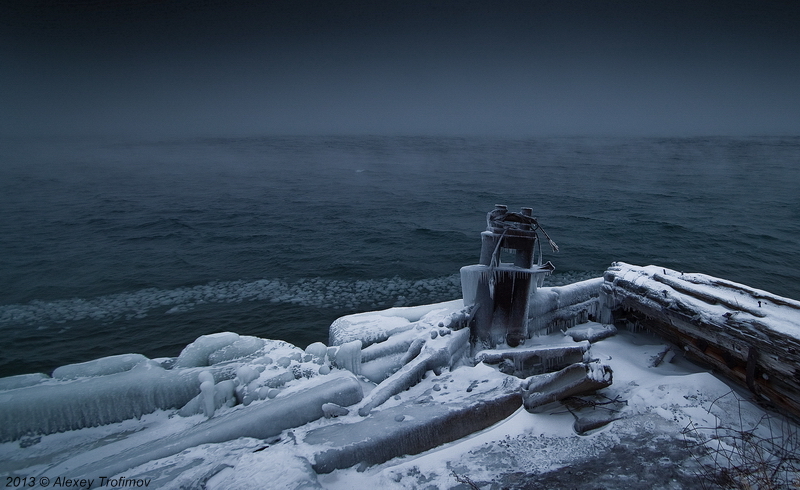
[2,263,800,489]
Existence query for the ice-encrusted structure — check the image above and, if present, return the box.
[0,275,618,479]
[460,205,557,348]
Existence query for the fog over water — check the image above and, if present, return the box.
[2,0,799,138]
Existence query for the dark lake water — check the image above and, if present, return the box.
[1,135,798,377]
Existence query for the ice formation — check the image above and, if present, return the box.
[2,262,798,489]
[0,360,199,442]
[306,363,522,473]
[460,205,557,348]
[4,208,799,489]
[61,372,364,481]
[52,353,149,380]
[562,321,618,343]
[0,332,311,442]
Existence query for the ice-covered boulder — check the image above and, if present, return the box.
[207,336,266,365]
[178,378,237,417]
[206,448,322,490]
[328,300,464,347]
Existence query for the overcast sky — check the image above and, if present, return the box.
[1,0,799,138]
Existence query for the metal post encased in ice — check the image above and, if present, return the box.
[461,205,555,349]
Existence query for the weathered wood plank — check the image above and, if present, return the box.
[603,262,800,418]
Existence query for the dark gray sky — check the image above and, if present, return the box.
[2,0,799,137]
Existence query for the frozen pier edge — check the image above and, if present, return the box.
[2,202,799,488]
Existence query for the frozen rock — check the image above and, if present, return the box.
[198,370,214,385]
[206,447,322,490]
[304,342,328,363]
[201,380,216,418]
[328,300,464,347]
[253,355,273,365]
[236,366,259,385]
[332,340,362,375]
[321,403,350,418]
[329,314,413,348]
[178,380,236,417]
[52,353,148,379]
[264,371,296,388]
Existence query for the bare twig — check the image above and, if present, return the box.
[681,391,800,489]
[451,470,481,490]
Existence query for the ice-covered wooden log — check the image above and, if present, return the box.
[53,372,364,483]
[474,341,590,377]
[304,363,521,473]
[356,328,470,416]
[0,333,310,442]
[563,322,618,343]
[0,360,199,442]
[602,262,800,417]
[527,278,604,335]
[328,300,467,347]
[521,362,613,412]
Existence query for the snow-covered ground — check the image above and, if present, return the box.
[2,279,799,489]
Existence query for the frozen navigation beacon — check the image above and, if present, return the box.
[461,205,557,348]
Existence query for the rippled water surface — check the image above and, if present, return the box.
[1,135,798,376]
